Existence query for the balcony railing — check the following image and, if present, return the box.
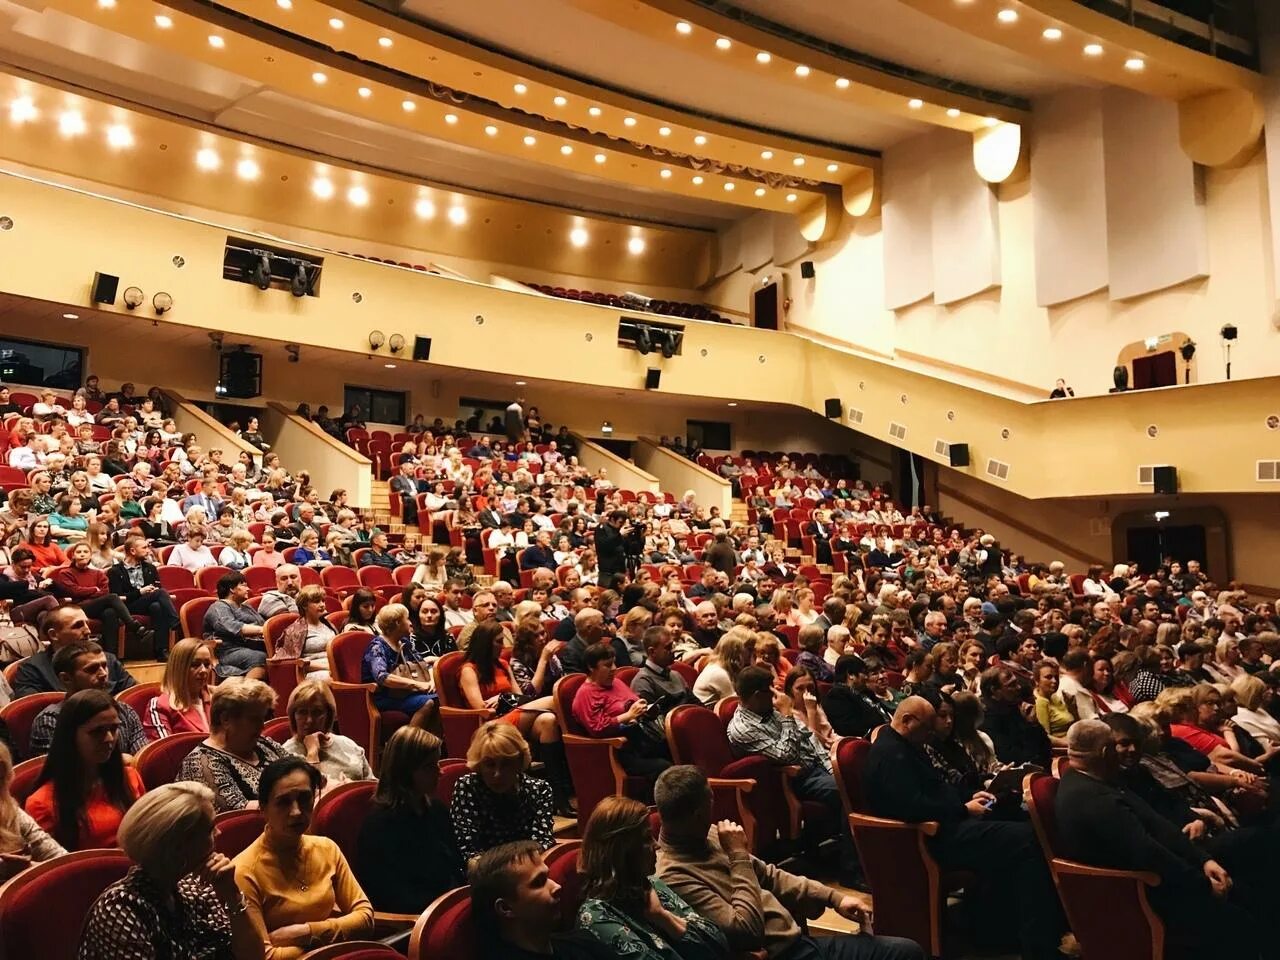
[1073,0,1257,69]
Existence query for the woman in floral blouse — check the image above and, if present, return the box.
[577,795,727,960]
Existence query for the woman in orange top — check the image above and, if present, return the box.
[26,689,145,850]
[23,517,67,575]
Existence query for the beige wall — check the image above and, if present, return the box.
[161,390,263,467]
[633,439,732,516]
[569,433,660,494]
[261,402,372,509]
[707,152,1279,398]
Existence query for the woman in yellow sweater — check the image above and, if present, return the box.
[1032,660,1073,749]
[233,757,373,959]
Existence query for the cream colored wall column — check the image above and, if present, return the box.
[633,438,732,516]
[568,433,660,494]
[261,402,373,509]
[162,390,263,468]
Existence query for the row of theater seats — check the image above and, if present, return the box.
[523,281,732,324]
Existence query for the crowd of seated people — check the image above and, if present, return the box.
[5,380,1280,957]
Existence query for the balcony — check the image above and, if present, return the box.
[1073,0,1257,68]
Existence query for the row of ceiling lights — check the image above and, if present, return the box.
[6,92,647,253]
[98,0,839,186]
[979,3,1145,71]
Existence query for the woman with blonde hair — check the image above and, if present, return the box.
[361,602,437,730]
[449,719,555,863]
[691,626,753,707]
[271,585,336,678]
[145,638,216,740]
[355,726,463,913]
[178,678,287,812]
[577,795,727,960]
[618,606,653,667]
[787,588,818,628]
[0,741,64,881]
[1229,673,1280,749]
[279,680,372,783]
[78,781,260,960]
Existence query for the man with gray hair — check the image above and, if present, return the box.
[654,765,925,960]
[1055,719,1266,958]
[557,607,627,675]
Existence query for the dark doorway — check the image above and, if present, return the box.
[894,448,925,508]
[753,283,779,330]
[591,437,634,460]
[1131,351,1178,389]
[1126,524,1207,576]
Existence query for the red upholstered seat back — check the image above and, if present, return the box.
[213,809,265,858]
[311,780,377,861]
[322,566,360,593]
[10,756,44,806]
[434,651,467,708]
[834,736,872,813]
[0,849,132,960]
[667,704,734,774]
[179,596,216,640]
[544,841,583,930]
[135,730,205,790]
[115,682,160,719]
[1027,773,1061,858]
[436,760,470,807]
[329,631,373,684]
[554,673,588,736]
[409,887,477,960]
[0,691,64,760]
[1052,860,1164,960]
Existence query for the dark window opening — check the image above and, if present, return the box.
[0,335,84,390]
[345,385,406,425]
[687,419,731,451]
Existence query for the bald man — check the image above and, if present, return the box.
[863,697,1066,960]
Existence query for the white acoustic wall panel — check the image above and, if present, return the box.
[930,129,1000,304]
[1101,88,1208,301]
[740,210,775,272]
[1030,90,1109,306]
[882,133,935,309]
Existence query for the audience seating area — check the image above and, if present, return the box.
[522,281,733,324]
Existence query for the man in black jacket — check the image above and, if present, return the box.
[12,605,137,699]
[1056,720,1268,959]
[823,654,893,739]
[593,510,628,586]
[109,534,179,658]
[978,665,1051,768]
[864,697,1066,960]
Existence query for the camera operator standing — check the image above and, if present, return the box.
[595,510,630,589]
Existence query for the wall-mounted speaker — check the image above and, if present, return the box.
[948,443,970,467]
[92,272,120,305]
[645,368,661,390]
[824,398,842,418]
[800,261,815,279]
[1153,465,1178,495]
[412,336,432,362]
[220,350,262,399]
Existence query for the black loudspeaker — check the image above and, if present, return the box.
[800,261,815,279]
[220,350,262,399]
[91,272,119,305]
[645,368,661,390]
[1112,365,1129,391]
[948,443,970,467]
[824,398,842,418]
[1153,465,1178,495]
[412,336,432,361]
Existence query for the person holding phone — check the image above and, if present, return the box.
[571,642,671,787]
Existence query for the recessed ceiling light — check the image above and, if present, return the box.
[384,363,397,369]
[754,187,766,197]
[8,96,37,124]
[358,87,372,98]
[97,0,115,7]
[154,14,173,28]
[553,96,567,107]
[106,124,133,148]
[997,8,1018,23]
[627,237,645,255]
[311,177,334,199]
[513,83,527,95]
[793,157,805,166]
[826,163,838,172]
[312,72,327,85]
[756,51,771,64]
[623,116,636,127]
[1042,27,1063,40]
[676,20,692,34]
[560,144,573,155]
[484,124,498,136]
[58,110,85,137]
[761,150,773,159]
[946,107,961,117]
[414,198,435,219]
[378,36,393,48]
[402,100,415,112]
[276,0,291,8]
[658,126,671,136]
[908,98,924,109]
[723,182,735,191]
[1124,56,1144,70]
[694,135,707,145]
[444,113,458,124]
[236,157,259,180]
[984,116,999,127]
[208,34,224,48]
[569,227,589,247]
[692,175,704,185]
[196,147,219,171]
[660,168,672,178]
[594,153,606,164]
[515,380,528,386]
[347,185,369,206]
[447,206,467,225]
[836,77,851,89]
[588,106,602,117]
[523,135,537,146]
[728,402,738,407]
[328,17,344,29]
[715,37,731,50]
[62,313,79,320]
[795,64,810,77]
[1084,43,1104,56]
[785,193,797,202]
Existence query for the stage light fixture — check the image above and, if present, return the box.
[250,252,272,290]
[634,326,652,355]
[290,261,311,297]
